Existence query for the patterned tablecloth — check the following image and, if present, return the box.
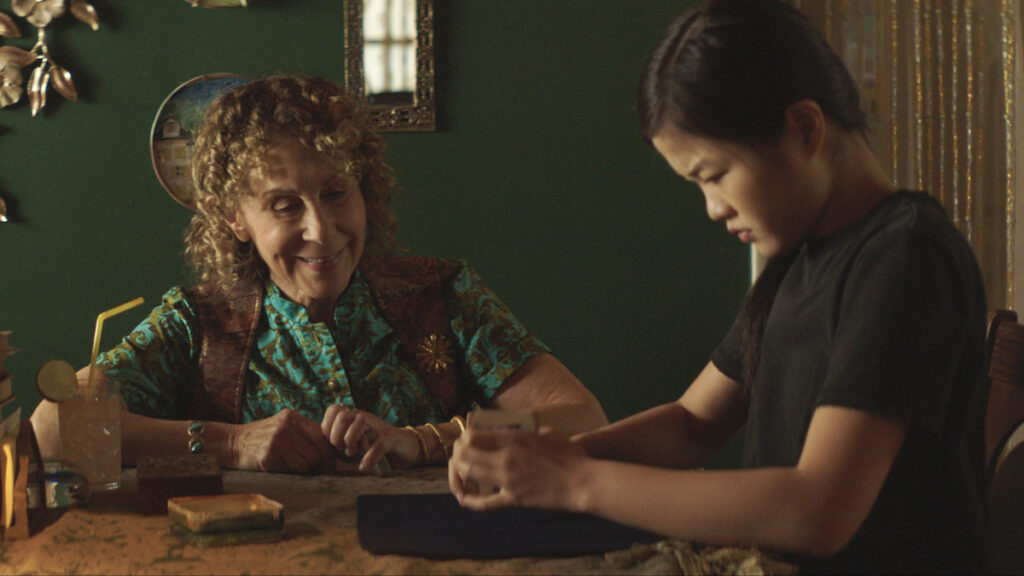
[0,466,796,575]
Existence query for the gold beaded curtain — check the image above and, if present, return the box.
[795,0,1021,311]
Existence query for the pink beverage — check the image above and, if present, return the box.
[58,386,122,491]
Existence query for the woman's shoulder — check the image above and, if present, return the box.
[367,255,475,287]
[152,283,260,327]
[380,254,470,273]
[429,256,474,282]
[114,286,201,348]
[420,257,484,291]
[152,285,202,321]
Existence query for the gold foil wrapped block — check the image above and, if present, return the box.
[168,493,283,534]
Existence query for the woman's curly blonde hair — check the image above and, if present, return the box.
[185,75,399,293]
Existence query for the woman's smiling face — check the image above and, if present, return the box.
[227,135,367,321]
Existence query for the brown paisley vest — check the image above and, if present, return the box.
[186,255,471,423]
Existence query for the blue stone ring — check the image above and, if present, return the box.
[187,420,205,455]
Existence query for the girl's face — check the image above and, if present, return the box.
[227,136,367,319]
[651,123,830,258]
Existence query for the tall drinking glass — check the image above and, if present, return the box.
[57,296,142,492]
[58,380,122,491]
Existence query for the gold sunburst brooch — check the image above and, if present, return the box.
[416,333,453,375]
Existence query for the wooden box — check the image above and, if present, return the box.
[137,454,222,515]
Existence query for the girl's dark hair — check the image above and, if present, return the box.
[638,0,868,388]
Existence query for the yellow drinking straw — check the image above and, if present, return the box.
[86,297,144,396]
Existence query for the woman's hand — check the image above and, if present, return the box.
[448,426,590,512]
[228,409,336,473]
[321,404,423,471]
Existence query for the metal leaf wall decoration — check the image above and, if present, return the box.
[0,0,100,116]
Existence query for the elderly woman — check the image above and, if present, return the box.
[32,75,607,474]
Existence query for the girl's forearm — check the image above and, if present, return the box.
[574,459,836,556]
[573,402,731,469]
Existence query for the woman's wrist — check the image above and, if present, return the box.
[434,421,464,461]
[402,426,429,466]
[404,421,463,465]
[203,421,238,469]
[415,423,446,464]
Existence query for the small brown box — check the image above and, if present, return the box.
[137,454,223,515]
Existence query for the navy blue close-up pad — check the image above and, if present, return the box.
[357,492,661,559]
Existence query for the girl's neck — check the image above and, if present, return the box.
[812,135,896,239]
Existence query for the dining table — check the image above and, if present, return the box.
[0,464,796,575]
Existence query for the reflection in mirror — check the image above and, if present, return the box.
[345,0,435,132]
[363,0,416,107]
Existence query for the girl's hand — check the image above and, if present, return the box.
[449,426,589,512]
[321,404,423,471]
[228,408,336,473]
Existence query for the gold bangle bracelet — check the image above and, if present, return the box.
[424,422,449,461]
[403,425,428,464]
[450,415,466,435]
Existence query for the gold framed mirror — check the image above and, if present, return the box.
[344,0,436,132]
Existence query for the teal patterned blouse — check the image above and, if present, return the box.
[97,259,550,426]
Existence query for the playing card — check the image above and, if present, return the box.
[466,409,538,433]
[464,409,537,494]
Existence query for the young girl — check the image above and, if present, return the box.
[448,0,989,573]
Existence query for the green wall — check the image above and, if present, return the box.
[0,1,747,429]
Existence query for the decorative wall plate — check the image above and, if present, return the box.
[150,73,248,210]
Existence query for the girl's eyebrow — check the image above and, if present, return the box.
[684,158,708,180]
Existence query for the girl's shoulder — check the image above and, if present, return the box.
[868,190,953,233]
[803,191,981,289]
[822,190,964,254]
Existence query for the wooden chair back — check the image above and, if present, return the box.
[985,309,1024,474]
[984,309,1024,573]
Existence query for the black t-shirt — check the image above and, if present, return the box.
[712,192,989,574]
